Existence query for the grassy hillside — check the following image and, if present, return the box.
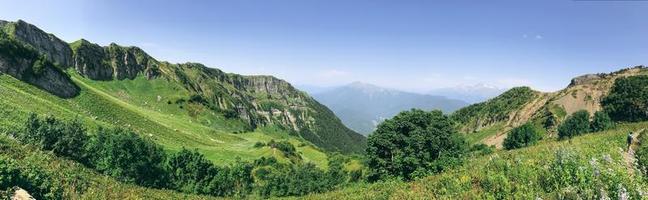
[0,73,328,167]
[454,66,648,148]
[299,121,648,199]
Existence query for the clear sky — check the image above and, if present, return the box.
[1,0,647,92]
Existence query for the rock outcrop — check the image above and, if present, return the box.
[70,40,160,80]
[2,20,73,67]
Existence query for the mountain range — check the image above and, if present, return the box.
[0,19,365,160]
[427,83,506,103]
[304,82,469,135]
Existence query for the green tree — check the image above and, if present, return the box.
[601,75,648,122]
[558,110,591,140]
[590,111,614,132]
[366,109,467,181]
[503,123,541,150]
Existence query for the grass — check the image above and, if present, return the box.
[0,73,329,168]
[465,122,505,144]
[300,121,648,199]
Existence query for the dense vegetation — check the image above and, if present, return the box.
[558,110,591,140]
[300,122,648,199]
[8,114,354,198]
[451,87,537,131]
[366,109,467,181]
[591,111,614,132]
[602,75,648,122]
[503,123,541,150]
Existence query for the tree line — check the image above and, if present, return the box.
[12,113,357,198]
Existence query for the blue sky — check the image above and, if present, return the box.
[1,0,647,92]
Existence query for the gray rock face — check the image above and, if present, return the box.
[71,41,159,80]
[0,55,78,98]
[72,39,113,80]
[8,20,73,67]
[570,74,603,86]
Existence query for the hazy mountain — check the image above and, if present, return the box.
[428,83,506,104]
[310,82,469,135]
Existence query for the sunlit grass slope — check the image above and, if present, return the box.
[0,73,328,167]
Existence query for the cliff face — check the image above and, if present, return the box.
[2,20,73,67]
[0,19,365,154]
[70,40,160,80]
[0,21,78,98]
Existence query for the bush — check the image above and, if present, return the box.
[503,123,541,150]
[366,109,467,181]
[17,114,89,163]
[166,148,216,194]
[0,156,63,200]
[590,111,614,132]
[85,127,167,187]
[558,110,590,140]
[601,75,648,122]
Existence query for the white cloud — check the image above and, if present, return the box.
[535,35,543,40]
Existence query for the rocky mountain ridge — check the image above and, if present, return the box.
[0,19,365,153]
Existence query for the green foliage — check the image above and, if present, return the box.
[469,143,495,156]
[591,111,614,132]
[252,158,333,197]
[268,140,298,158]
[166,148,218,194]
[16,113,89,163]
[503,123,541,150]
[558,110,591,140]
[366,109,467,181]
[451,87,536,129]
[602,75,648,122]
[0,156,64,200]
[635,130,648,178]
[85,127,167,188]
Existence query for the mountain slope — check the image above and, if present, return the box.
[452,66,648,147]
[300,121,648,199]
[0,19,364,164]
[311,82,468,135]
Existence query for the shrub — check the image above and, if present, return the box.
[590,111,614,132]
[503,123,541,150]
[558,110,590,140]
[0,156,63,200]
[366,109,467,181]
[16,114,89,163]
[601,75,648,122]
[166,148,216,194]
[85,127,167,187]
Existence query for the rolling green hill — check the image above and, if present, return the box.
[0,19,365,169]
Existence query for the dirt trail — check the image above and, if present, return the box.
[625,129,645,176]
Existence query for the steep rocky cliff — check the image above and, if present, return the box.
[1,20,73,67]
[0,22,78,98]
[0,19,365,153]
